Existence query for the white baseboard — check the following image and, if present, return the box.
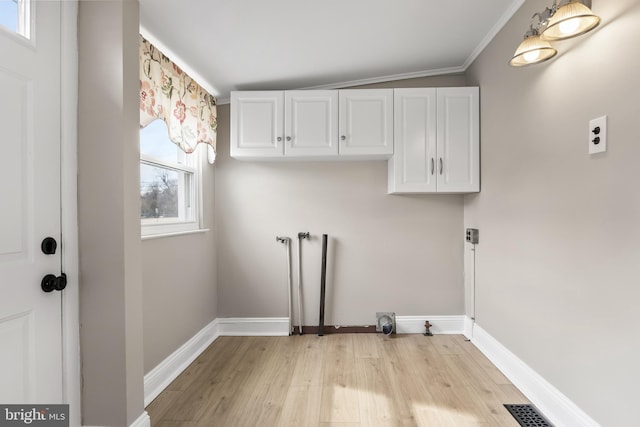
[144,319,219,407]
[214,316,464,336]
[129,411,150,427]
[471,323,599,427]
[395,315,465,334]
[463,315,475,340]
[217,317,290,336]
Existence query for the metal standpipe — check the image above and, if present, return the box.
[276,236,293,335]
[318,234,328,336]
[297,232,310,335]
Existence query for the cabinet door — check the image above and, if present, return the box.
[339,89,393,158]
[284,91,338,158]
[388,88,437,193]
[436,87,479,192]
[230,91,284,159]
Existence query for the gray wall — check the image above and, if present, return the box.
[464,1,640,426]
[142,148,218,373]
[215,75,468,326]
[78,0,144,425]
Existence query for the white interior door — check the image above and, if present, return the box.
[0,0,64,403]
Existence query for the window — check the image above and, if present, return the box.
[0,0,30,39]
[140,119,202,237]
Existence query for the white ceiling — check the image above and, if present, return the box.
[139,0,524,103]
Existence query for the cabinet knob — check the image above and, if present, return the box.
[277,137,282,142]
[341,135,346,141]
[286,136,291,142]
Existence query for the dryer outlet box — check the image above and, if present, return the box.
[376,312,396,334]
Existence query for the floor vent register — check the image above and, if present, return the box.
[504,404,554,427]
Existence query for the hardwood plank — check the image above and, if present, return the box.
[166,336,247,392]
[356,357,401,425]
[243,336,301,426]
[145,390,181,423]
[290,335,327,387]
[353,333,379,359]
[376,335,431,425]
[456,335,512,385]
[158,336,261,424]
[147,334,532,427]
[320,335,360,423]
[194,336,287,426]
[155,422,196,427]
[278,384,322,427]
[159,337,255,422]
[463,384,521,427]
[497,384,530,404]
[431,334,468,355]
[318,423,361,426]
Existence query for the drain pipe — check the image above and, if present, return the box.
[318,234,328,336]
[297,232,310,335]
[276,236,293,335]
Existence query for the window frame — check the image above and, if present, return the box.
[139,125,204,238]
[0,0,31,40]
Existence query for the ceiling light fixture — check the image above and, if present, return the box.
[509,0,600,67]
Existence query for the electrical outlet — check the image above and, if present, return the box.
[466,228,479,244]
[589,115,607,154]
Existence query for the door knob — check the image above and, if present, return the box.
[41,273,67,293]
[41,237,57,255]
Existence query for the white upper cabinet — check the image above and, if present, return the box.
[231,89,393,160]
[388,87,479,194]
[284,90,338,158]
[230,91,284,159]
[388,88,437,193]
[338,89,394,158]
[436,87,479,193]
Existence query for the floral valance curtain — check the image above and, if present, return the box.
[139,36,217,163]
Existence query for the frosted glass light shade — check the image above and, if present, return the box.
[541,1,600,41]
[509,35,557,67]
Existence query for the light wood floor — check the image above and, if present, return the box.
[147,334,530,426]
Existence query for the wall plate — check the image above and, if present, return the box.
[466,228,479,244]
[589,115,607,154]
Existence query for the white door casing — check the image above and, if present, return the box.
[0,0,64,403]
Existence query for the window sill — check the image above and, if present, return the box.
[141,228,210,241]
